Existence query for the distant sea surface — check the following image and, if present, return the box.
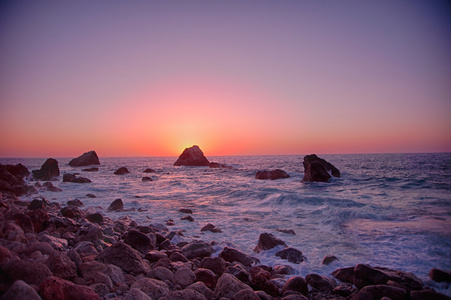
[2,153,451,290]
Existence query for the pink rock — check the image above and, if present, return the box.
[173,267,196,288]
[130,278,170,299]
[69,151,100,167]
[39,276,100,300]
[214,273,253,299]
[174,145,210,166]
[96,242,151,275]
[45,251,77,280]
[32,158,60,181]
[254,232,287,253]
[1,280,42,300]
[4,259,52,286]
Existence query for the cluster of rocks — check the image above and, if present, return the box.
[1,191,450,300]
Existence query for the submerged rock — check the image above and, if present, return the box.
[107,199,124,212]
[254,232,287,253]
[302,154,340,182]
[32,158,60,180]
[174,145,210,166]
[275,247,305,264]
[255,169,290,180]
[63,173,91,183]
[69,150,100,167]
[114,167,129,175]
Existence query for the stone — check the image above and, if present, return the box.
[39,276,100,300]
[322,255,339,265]
[82,167,98,172]
[282,276,308,296]
[69,150,100,167]
[410,290,451,300]
[302,154,340,182]
[332,266,355,283]
[273,264,296,275]
[0,280,42,300]
[42,181,62,192]
[186,281,215,300]
[130,278,170,300]
[179,208,193,214]
[225,262,251,284]
[96,242,151,275]
[195,268,217,289]
[143,168,156,173]
[123,288,153,300]
[220,247,260,267]
[181,215,195,222]
[275,247,305,264]
[45,251,78,280]
[255,169,290,180]
[174,267,197,288]
[13,212,34,233]
[114,167,129,175]
[89,283,109,298]
[28,199,45,210]
[107,198,124,212]
[201,223,222,233]
[4,259,52,286]
[277,229,296,235]
[32,158,60,180]
[429,268,451,283]
[67,199,84,207]
[75,241,98,257]
[144,250,167,262]
[124,229,153,254]
[200,256,226,276]
[182,241,213,260]
[87,213,104,224]
[142,177,153,182]
[62,173,91,183]
[0,245,12,265]
[214,273,253,299]
[360,284,407,300]
[79,261,108,282]
[161,289,208,300]
[174,145,210,166]
[254,232,287,253]
[233,289,259,300]
[169,252,188,262]
[102,264,125,285]
[147,266,174,282]
[209,162,232,169]
[305,274,337,293]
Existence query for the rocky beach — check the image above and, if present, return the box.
[1,149,450,299]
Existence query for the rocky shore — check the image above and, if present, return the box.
[1,189,450,300]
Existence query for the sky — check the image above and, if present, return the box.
[1,0,450,157]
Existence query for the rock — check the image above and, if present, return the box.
[4,260,52,286]
[181,215,195,222]
[200,256,226,276]
[214,273,253,299]
[102,264,125,286]
[0,245,12,265]
[28,198,46,210]
[169,252,188,262]
[114,167,129,175]
[302,154,340,182]
[255,169,290,180]
[82,167,98,172]
[124,229,153,254]
[174,267,197,288]
[282,276,308,296]
[186,281,215,300]
[93,271,113,289]
[275,247,305,264]
[179,208,193,214]
[107,198,124,212]
[130,278,170,300]
[277,229,296,235]
[13,212,34,233]
[410,290,451,300]
[273,264,296,275]
[123,288,153,300]
[209,162,232,169]
[174,145,210,166]
[32,158,60,180]
[147,266,174,282]
[225,262,251,284]
[305,274,337,293]
[69,150,100,167]
[67,199,84,207]
[322,255,339,265]
[219,247,260,267]
[142,177,153,182]
[359,284,407,300]
[182,241,213,260]
[201,223,222,233]
[62,173,91,183]
[86,193,96,198]
[250,266,271,291]
[233,289,259,300]
[96,242,151,275]
[39,276,100,300]
[0,280,42,300]
[45,251,77,280]
[332,266,355,283]
[42,181,62,192]
[87,213,104,224]
[254,232,287,253]
[195,268,217,289]
[144,250,168,262]
[89,283,109,298]
[429,268,451,283]
[79,261,108,282]
[143,168,156,173]
[160,289,208,300]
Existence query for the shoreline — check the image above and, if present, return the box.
[1,191,450,299]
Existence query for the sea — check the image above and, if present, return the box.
[2,153,451,294]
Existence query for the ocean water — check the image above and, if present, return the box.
[2,153,451,292]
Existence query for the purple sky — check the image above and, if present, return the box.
[1,1,450,157]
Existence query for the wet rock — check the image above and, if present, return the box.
[0,280,42,300]
[96,242,151,275]
[254,232,287,253]
[359,284,407,300]
[42,181,62,192]
[282,276,308,296]
[179,208,193,214]
[302,154,340,182]
[200,256,226,276]
[305,273,337,293]
[209,162,232,169]
[182,241,213,260]
[220,246,260,267]
[45,251,77,280]
[181,215,195,222]
[123,288,153,300]
[143,168,156,173]
[322,255,339,265]
[277,229,296,235]
[273,264,296,275]
[130,278,170,299]
[186,281,215,300]
[214,273,253,299]
[429,268,451,283]
[87,213,104,224]
[332,266,355,284]
[250,266,271,291]
[195,268,217,289]
[32,158,60,181]
[69,150,100,167]
[124,229,153,254]
[174,145,210,166]
[255,169,290,180]
[233,289,259,300]
[62,173,91,183]
[410,289,451,300]
[144,250,168,262]
[174,267,197,288]
[225,262,251,284]
[82,167,98,172]
[114,167,129,175]
[107,198,124,212]
[201,223,222,233]
[142,177,153,182]
[4,259,52,286]
[67,199,84,207]
[275,247,305,264]
[169,251,188,262]
[39,276,100,300]
[28,199,46,210]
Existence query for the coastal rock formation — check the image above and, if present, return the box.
[0,163,34,196]
[69,150,100,167]
[63,173,91,183]
[254,232,287,253]
[114,167,129,175]
[302,154,340,182]
[174,145,210,166]
[32,158,60,181]
[256,169,290,180]
[107,199,124,211]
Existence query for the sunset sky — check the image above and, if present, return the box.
[1,1,450,157]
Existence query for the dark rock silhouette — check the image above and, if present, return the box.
[63,173,91,183]
[69,151,100,167]
[107,199,124,212]
[209,162,233,169]
[32,158,60,180]
[114,167,129,175]
[255,169,290,180]
[82,167,98,172]
[302,154,340,182]
[143,168,156,173]
[0,163,34,196]
[174,145,210,166]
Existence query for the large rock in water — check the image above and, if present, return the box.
[174,145,210,166]
[302,154,340,182]
[32,158,60,180]
[255,169,290,180]
[69,151,100,167]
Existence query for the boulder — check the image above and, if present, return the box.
[143,168,156,173]
[62,173,91,183]
[147,266,174,282]
[123,288,153,300]
[45,251,77,280]
[107,198,124,212]
[254,232,287,253]
[0,280,42,300]
[282,276,308,296]
[32,158,59,180]
[429,268,451,283]
[195,268,217,289]
[67,199,84,207]
[130,278,170,299]
[214,273,253,299]
[201,223,222,233]
[161,289,208,300]
[305,274,337,293]
[200,256,226,276]
[209,162,233,169]
[255,169,290,180]
[219,247,260,267]
[0,164,32,196]
[302,154,340,182]
[142,177,153,182]
[96,242,151,275]
[186,281,215,300]
[41,181,62,192]
[4,260,52,286]
[275,247,305,264]
[359,284,407,300]
[69,150,100,167]
[174,145,210,166]
[82,167,98,172]
[124,229,154,254]
[410,290,451,300]
[114,167,129,175]
[174,267,197,288]
[181,241,213,260]
[39,276,100,300]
